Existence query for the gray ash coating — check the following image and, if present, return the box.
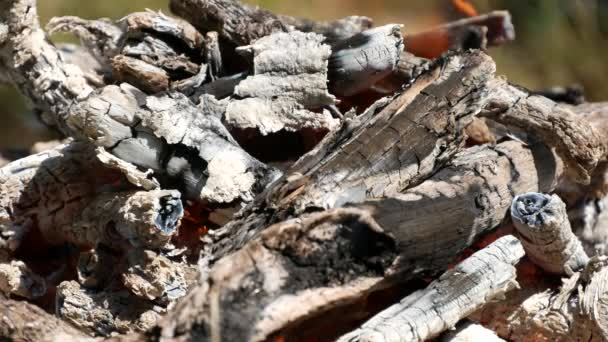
[511,192,551,226]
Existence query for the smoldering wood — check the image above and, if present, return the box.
[0,142,184,249]
[405,11,515,59]
[532,85,586,105]
[337,235,524,342]
[471,256,608,341]
[56,280,164,336]
[122,249,191,302]
[0,296,90,341]
[210,50,500,257]
[328,24,403,97]
[46,16,123,66]
[440,321,505,342]
[511,193,589,275]
[155,139,561,341]
[223,30,339,135]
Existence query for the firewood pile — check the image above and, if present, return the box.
[1,0,608,340]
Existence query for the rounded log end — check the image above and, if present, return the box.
[510,192,551,226]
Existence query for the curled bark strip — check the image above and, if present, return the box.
[111,54,170,93]
[338,235,524,342]
[224,30,338,135]
[0,260,46,299]
[471,256,608,341]
[0,297,89,341]
[482,80,607,184]
[406,11,515,59]
[56,280,162,336]
[511,193,589,275]
[328,24,404,97]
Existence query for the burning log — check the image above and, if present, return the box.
[0,0,607,340]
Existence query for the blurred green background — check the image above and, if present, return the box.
[1,0,607,148]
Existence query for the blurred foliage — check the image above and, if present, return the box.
[0,0,606,148]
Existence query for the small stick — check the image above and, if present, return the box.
[511,192,589,275]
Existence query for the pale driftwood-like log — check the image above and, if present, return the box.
[338,235,524,342]
[328,24,403,97]
[56,280,162,336]
[471,256,608,341]
[156,139,560,341]
[0,0,279,206]
[511,193,589,275]
[0,142,182,250]
[406,11,515,59]
[0,296,90,341]
[0,260,46,299]
[441,321,505,342]
[223,30,338,135]
[482,81,607,184]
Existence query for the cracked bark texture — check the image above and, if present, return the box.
[155,140,560,341]
[169,0,372,46]
[0,0,279,207]
[0,143,183,250]
[223,30,338,135]
[511,193,589,275]
[337,235,524,342]
[211,50,507,256]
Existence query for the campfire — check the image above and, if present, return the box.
[0,0,607,341]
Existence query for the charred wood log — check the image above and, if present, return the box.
[406,11,515,59]
[0,0,279,206]
[511,193,589,275]
[0,143,183,250]
[338,235,524,342]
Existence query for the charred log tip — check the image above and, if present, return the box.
[510,192,551,226]
[155,194,184,235]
